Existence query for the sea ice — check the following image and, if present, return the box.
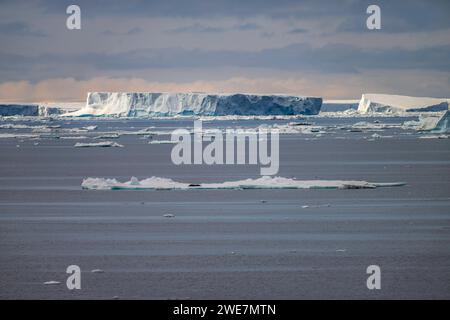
[81,176,405,191]
[148,140,177,144]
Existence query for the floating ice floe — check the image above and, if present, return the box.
[358,94,449,114]
[81,176,405,191]
[367,133,394,140]
[94,133,120,139]
[74,141,124,148]
[43,281,61,285]
[347,121,400,131]
[0,133,39,139]
[418,134,449,139]
[91,269,104,273]
[148,140,177,144]
[83,125,98,131]
[0,123,49,129]
[60,136,89,140]
[64,92,323,117]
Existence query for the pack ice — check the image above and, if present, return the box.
[358,94,449,113]
[65,92,323,117]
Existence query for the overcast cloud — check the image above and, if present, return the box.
[0,0,449,101]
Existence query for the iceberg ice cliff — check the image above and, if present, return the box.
[403,110,450,132]
[358,94,449,113]
[434,110,450,132]
[66,92,322,117]
[0,104,62,117]
[0,102,83,117]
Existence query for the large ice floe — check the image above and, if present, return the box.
[65,92,322,117]
[81,176,405,190]
[358,94,449,114]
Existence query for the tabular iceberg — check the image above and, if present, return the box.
[0,104,62,117]
[65,92,322,117]
[358,94,449,113]
[0,102,83,117]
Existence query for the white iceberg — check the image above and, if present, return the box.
[358,94,449,114]
[74,141,123,148]
[81,176,405,191]
[64,92,322,117]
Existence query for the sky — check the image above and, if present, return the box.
[0,0,449,101]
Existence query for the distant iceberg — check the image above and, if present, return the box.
[0,102,82,117]
[65,92,322,117]
[403,110,450,132]
[81,176,405,191]
[358,94,449,113]
[321,100,359,112]
[434,110,450,132]
[0,104,61,117]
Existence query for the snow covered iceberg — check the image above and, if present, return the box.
[66,92,322,117]
[358,94,449,113]
[81,176,405,191]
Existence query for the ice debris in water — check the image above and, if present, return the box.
[148,140,177,144]
[74,141,124,148]
[43,281,61,285]
[81,176,405,191]
[91,269,104,273]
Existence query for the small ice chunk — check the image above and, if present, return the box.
[74,141,123,148]
[83,125,98,131]
[94,133,120,139]
[163,214,175,218]
[148,140,177,144]
[91,269,104,273]
[44,281,61,285]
